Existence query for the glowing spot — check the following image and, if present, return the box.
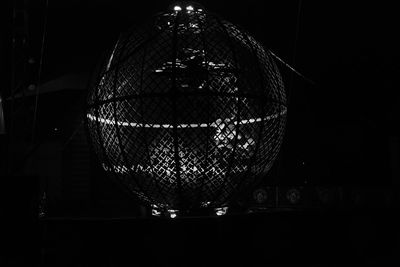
[215,207,228,216]
[201,201,211,207]
[174,6,182,11]
[168,209,178,218]
[186,5,194,11]
[152,209,161,216]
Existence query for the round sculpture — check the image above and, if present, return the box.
[86,2,287,213]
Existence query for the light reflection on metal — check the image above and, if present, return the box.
[87,108,287,129]
[201,201,211,208]
[173,6,182,12]
[167,209,179,218]
[106,40,119,71]
[102,161,244,177]
[215,206,228,216]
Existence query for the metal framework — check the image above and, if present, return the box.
[86,3,287,213]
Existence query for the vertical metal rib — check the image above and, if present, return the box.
[92,46,121,193]
[110,34,155,205]
[137,31,170,207]
[227,26,272,201]
[171,12,183,208]
[193,10,211,208]
[210,15,241,206]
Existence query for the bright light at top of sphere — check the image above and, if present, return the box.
[173,5,197,13]
[173,5,182,11]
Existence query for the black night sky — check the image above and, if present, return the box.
[1,0,399,265]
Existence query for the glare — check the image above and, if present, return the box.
[215,207,228,216]
[152,209,162,217]
[168,209,179,218]
[174,6,182,11]
[186,5,194,11]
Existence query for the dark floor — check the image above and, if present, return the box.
[4,208,398,266]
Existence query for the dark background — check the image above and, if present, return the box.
[1,0,399,265]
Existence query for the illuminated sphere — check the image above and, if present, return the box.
[86,3,287,212]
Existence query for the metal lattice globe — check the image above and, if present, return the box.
[86,3,287,213]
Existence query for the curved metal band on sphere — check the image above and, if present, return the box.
[86,4,287,212]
